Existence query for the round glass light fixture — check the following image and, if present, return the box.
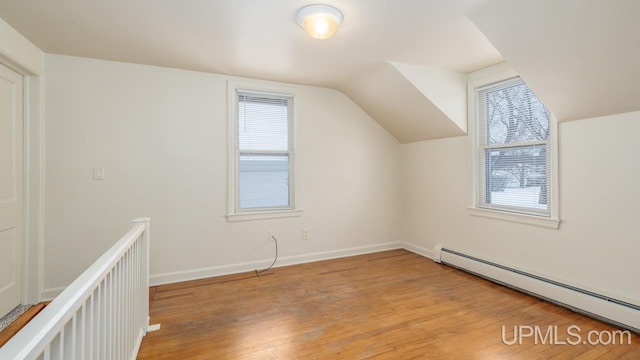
[296,4,343,40]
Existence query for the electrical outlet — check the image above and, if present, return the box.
[269,231,275,241]
[302,229,309,240]
[93,167,105,180]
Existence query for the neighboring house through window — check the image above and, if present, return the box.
[227,82,302,221]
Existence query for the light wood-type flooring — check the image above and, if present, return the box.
[137,250,639,359]
[0,302,47,347]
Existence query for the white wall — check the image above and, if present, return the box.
[401,111,640,305]
[44,52,640,310]
[44,54,401,292]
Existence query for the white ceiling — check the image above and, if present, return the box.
[469,0,640,122]
[1,0,638,142]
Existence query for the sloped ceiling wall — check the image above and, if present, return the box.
[0,0,502,144]
[338,62,467,143]
[0,1,637,142]
[390,63,467,134]
[381,0,640,142]
[468,0,640,122]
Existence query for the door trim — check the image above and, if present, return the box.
[0,18,45,304]
[21,75,45,304]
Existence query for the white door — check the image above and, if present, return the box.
[0,63,23,317]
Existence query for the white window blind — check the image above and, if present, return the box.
[477,77,551,216]
[236,90,294,210]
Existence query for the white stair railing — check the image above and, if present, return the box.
[0,218,151,360]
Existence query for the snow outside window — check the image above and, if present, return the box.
[477,77,551,217]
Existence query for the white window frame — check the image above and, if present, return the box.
[226,80,303,222]
[467,63,560,229]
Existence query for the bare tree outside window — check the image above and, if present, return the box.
[480,78,550,212]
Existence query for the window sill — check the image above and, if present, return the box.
[467,207,560,229]
[226,209,304,222]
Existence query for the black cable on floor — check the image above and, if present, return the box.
[255,234,278,276]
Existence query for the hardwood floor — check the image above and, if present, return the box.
[137,250,639,359]
[0,302,48,347]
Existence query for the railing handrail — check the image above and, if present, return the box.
[0,219,149,359]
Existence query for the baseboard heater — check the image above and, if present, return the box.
[433,246,640,334]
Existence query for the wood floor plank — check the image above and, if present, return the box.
[137,250,639,359]
[0,302,48,347]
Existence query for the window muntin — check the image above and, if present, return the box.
[477,77,551,216]
[235,90,294,211]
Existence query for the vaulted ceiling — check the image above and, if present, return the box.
[0,0,638,143]
[469,0,640,123]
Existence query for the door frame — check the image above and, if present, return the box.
[0,20,45,304]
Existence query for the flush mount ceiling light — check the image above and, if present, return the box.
[296,4,343,40]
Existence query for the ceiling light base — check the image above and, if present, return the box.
[296,4,343,40]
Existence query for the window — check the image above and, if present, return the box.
[468,64,559,228]
[227,83,302,221]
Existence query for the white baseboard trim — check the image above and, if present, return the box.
[41,286,66,301]
[401,242,434,260]
[150,242,403,286]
